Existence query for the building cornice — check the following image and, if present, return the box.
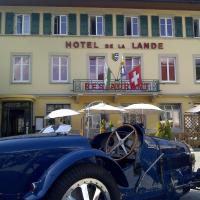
[1,0,200,11]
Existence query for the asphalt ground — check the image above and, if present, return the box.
[180,150,200,200]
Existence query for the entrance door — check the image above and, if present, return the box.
[1,101,32,137]
[10,110,25,136]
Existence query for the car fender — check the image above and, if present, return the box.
[24,149,128,200]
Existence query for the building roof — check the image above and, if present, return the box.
[1,0,200,10]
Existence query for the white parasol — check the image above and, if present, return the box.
[45,109,80,119]
[186,105,200,113]
[83,102,125,113]
[124,103,163,114]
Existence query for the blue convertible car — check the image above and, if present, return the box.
[0,123,200,200]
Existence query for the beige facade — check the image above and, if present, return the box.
[0,4,200,137]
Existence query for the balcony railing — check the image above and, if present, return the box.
[73,79,160,94]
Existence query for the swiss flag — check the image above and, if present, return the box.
[128,66,142,90]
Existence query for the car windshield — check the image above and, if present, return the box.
[40,124,72,134]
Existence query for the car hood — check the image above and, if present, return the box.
[0,133,91,153]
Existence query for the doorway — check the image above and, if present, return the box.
[10,110,25,135]
[1,101,32,137]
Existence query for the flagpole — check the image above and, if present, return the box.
[116,56,125,84]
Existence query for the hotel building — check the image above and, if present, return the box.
[0,0,200,137]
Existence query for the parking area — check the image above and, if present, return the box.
[180,150,200,200]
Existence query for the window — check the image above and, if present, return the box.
[194,19,200,37]
[160,17,173,37]
[122,104,146,126]
[123,56,141,80]
[195,58,200,82]
[89,56,105,80]
[160,57,176,82]
[51,56,68,82]
[123,113,146,127]
[125,17,140,36]
[160,104,181,130]
[12,55,30,83]
[53,15,68,35]
[46,104,71,125]
[16,14,30,35]
[90,16,103,35]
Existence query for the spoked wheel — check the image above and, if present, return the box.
[62,178,110,200]
[47,164,120,200]
[105,124,139,161]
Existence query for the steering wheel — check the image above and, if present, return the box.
[105,124,139,161]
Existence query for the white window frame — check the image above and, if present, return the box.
[12,55,31,83]
[123,56,141,80]
[159,17,173,37]
[16,14,30,35]
[194,57,200,82]
[51,56,69,83]
[125,16,140,36]
[160,104,182,131]
[160,57,176,83]
[53,15,68,35]
[89,15,104,36]
[88,56,105,80]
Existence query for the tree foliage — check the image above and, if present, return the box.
[155,120,173,140]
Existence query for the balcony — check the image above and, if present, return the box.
[73,79,160,94]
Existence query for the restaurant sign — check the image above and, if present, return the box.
[84,81,155,91]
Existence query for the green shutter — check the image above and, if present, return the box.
[105,14,113,36]
[68,14,77,35]
[5,12,14,34]
[151,16,159,37]
[116,15,124,36]
[80,14,88,35]
[43,13,52,35]
[185,17,194,37]
[0,13,1,34]
[174,16,183,37]
[140,15,148,36]
[31,13,40,34]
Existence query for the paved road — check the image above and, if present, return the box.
[180,150,200,200]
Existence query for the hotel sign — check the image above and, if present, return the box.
[65,41,164,49]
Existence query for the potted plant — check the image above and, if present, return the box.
[100,119,106,133]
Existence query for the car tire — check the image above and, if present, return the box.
[46,163,120,200]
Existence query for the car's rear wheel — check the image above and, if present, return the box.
[47,163,120,200]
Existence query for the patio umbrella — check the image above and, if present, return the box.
[83,102,125,113]
[186,105,200,113]
[124,103,163,114]
[45,109,80,119]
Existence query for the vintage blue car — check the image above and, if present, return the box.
[0,123,200,200]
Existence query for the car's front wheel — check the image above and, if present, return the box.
[47,163,120,200]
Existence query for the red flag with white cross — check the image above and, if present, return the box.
[128,66,142,90]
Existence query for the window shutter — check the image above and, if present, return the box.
[174,16,183,37]
[80,14,88,35]
[5,12,14,34]
[140,15,148,36]
[68,14,77,35]
[116,15,124,36]
[31,13,40,34]
[0,13,1,33]
[105,14,113,36]
[185,17,194,37]
[151,16,159,37]
[43,13,52,35]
